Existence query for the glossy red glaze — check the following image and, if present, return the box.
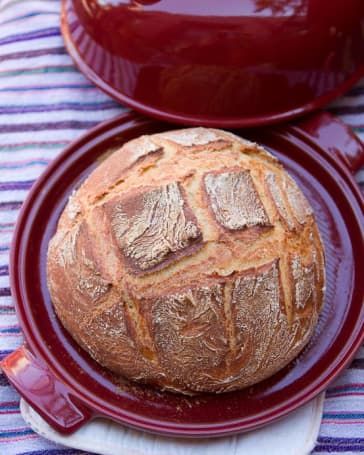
[1,346,92,433]
[2,112,364,437]
[61,0,364,127]
[295,112,364,173]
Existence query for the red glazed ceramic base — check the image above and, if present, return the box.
[2,112,364,437]
[60,0,364,128]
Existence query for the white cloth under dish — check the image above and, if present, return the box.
[20,394,324,455]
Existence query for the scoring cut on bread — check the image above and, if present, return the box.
[47,127,325,394]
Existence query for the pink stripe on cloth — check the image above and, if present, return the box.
[0,434,39,443]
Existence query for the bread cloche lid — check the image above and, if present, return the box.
[61,0,364,127]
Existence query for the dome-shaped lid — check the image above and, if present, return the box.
[61,0,364,127]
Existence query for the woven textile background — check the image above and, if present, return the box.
[0,1,363,454]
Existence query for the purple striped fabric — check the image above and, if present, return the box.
[0,201,23,210]
[0,1,362,454]
[0,46,67,62]
[0,180,34,190]
[0,26,60,45]
[0,84,95,91]
[0,101,117,114]
[0,120,97,132]
[0,266,9,276]
[0,288,11,297]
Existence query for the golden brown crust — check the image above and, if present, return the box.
[144,283,230,391]
[204,168,271,230]
[47,127,325,394]
[106,182,203,274]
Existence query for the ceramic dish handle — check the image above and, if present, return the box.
[295,112,364,173]
[1,345,93,434]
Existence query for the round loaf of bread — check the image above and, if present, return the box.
[47,128,325,394]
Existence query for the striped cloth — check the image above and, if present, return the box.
[0,1,363,454]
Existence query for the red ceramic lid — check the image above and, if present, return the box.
[61,0,364,127]
[1,112,364,437]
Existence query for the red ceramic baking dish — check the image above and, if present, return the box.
[61,0,364,128]
[1,111,364,437]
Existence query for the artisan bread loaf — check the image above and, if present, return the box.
[47,128,325,394]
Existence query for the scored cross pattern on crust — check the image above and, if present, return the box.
[109,182,203,273]
[47,127,325,394]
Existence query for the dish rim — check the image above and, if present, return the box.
[7,111,364,437]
